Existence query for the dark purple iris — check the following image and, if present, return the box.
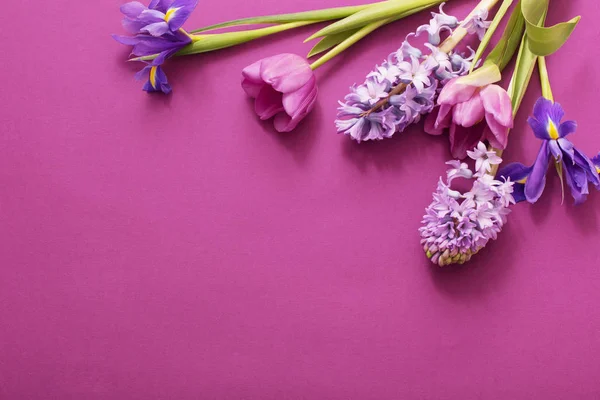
[499,97,600,204]
[113,0,198,94]
[119,0,198,37]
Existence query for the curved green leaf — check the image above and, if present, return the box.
[305,0,442,41]
[188,4,377,33]
[307,2,432,58]
[309,18,392,70]
[521,0,580,56]
[480,0,525,71]
[307,29,360,58]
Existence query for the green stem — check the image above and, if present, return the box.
[538,56,554,101]
[308,1,435,70]
[188,3,383,33]
[489,9,548,176]
[538,55,561,201]
[132,21,316,61]
[470,0,514,73]
[309,18,392,70]
[481,0,525,72]
[306,0,445,41]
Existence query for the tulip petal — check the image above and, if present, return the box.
[424,107,445,135]
[276,77,318,132]
[255,85,284,120]
[260,54,313,94]
[524,141,550,202]
[480,84,513,128]
[483,116,509,149]
[452,94,485,127]
[449,124,484,159]
[281,76,317,117]
[437,79,478,105]
[241,61,265,98]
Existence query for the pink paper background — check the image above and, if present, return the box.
[1,0,599,398]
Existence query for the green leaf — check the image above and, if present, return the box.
[537,56,553,101]
[175,22,315,57]
[305,0,442,41]
[309,18,393,70]
[507,34,537,115]
[307,29,360,58]
[188,3,377,33]
[459,62,502,86]
[306,1,432,58]
[480,0,525,71]
[521,0,580,56]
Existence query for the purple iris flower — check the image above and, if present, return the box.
[502,97,600,204]
[593,153,600,174]
[114,33,190,94]
[113,30,191,58]
[135,63,172,94]
[119,0,198,36]
[497,162,532,204]
[114,1,196,93]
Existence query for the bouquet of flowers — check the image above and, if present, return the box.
[114,0,599,267]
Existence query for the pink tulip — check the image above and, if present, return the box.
[242,54,318,132]
[425,66,513,159]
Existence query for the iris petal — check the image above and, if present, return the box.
[524,141,551,202]
[498,162,532,182]
[532,97,555,124]
[527,116,550,140]
[559,120,577,137]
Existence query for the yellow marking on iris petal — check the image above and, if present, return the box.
[149,66,158,89]
[164,8,177,21]
[517,177,527,184]
[596,166,600,174]
[547,118,560,140]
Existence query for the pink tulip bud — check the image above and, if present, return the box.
[242,54,318,132]
[425,71,513,159]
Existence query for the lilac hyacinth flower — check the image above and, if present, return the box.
[120,0,199,36]
[523,97,599,204]
[352,79,390,106]
[336,3,477,143]
[336,105,396,142]
[467,141,502,175]
[416,3,459,45]
[389,80,437,124]
[420,143,514,266]
[397,56,432,93]
[462,8,492,41]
